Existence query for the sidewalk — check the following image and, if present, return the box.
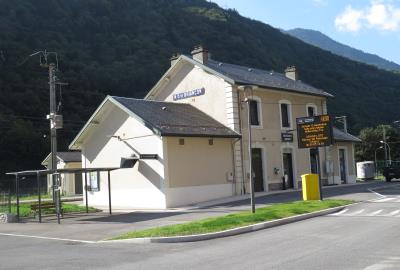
[0,180,387,242]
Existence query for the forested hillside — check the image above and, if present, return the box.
[1,0,400,177]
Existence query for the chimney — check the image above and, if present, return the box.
[191,45,209,64]
[170,53,181,66]
[284,66,298,81]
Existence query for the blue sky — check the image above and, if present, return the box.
[211,0,400,64]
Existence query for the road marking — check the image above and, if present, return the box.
[346,209,365,216]
[0,233,96,244]
[386,210,400,216]
[331,208,349,216]
[374,197,396,203]
[367,210,384,216]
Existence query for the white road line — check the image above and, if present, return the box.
[0,233,96,244]
[331,208,349,216]
[345,209,365,216]
[374,198,396,203]
[367,210,384,216]
[386,210,400,216]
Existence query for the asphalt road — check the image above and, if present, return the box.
[1,182,400,270]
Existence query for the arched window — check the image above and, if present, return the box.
[279,100,292,129]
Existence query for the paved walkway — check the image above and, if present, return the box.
[0,181,393,241]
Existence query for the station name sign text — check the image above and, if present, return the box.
[173,87,205,101]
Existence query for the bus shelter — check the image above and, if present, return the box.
[5,167,119,224]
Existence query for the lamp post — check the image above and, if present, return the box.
[238,85,258,214]
[380,140,391,166]
[374,146,384,177]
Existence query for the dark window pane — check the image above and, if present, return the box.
[310,148,318,174]
[307,106,315,117]
[249,100,259,126]
[281,103,290,127]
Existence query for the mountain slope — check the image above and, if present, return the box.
[286,28,400,71]
[1,0,400,178]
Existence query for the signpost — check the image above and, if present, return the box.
[296,115,333,200]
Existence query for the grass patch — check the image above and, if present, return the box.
[0,203,98,217]
[112,199,353,240]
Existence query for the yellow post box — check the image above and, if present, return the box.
[301,174,320,200]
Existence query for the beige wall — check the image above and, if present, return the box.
[152,63,231,126]
[82,104,167,209]
[164,137,235,207]
[331,142,357,184]
[238,88,328,190]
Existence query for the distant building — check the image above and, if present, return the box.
[41,151,83,195]
[69,45,361,209]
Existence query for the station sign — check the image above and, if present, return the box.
[296,115,333,149]
[173,87,205,101]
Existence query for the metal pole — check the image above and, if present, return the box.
[37,172,42,223]
[108,171,112,215]
[316,148,323,200]
[383,127,388,167]
[15,175,20,222]
[49,63,58,206]
[8,178,11,213]
[247,98,255,213]
[84,172,88,213]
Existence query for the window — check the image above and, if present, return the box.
[307,106,315,117]
[280,103,291,128]
[306,104,318,117]
[249,100,260,126]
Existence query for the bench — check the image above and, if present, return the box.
[30,201,64,218]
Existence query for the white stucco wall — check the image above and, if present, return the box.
[81,105,166,209]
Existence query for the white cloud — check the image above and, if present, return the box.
[335,1,400,32]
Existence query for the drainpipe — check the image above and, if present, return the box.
[231,137,241,196]
[236,87,246,195]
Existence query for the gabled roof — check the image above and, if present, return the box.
[112,96,241,138]
[41,151,82,166]
[205,59,333,98]
[69,96,241,150]
[145,55,333,99]
[333,127,362,143]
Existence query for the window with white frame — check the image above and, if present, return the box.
[279,101,292,128]
[248,97,262,127]
[306,104,318,117]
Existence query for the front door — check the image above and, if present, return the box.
[74,173,83,195]
[339,149,347,183]
[252,148,264,192]
[283,153,294,189]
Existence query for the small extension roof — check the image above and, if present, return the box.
[112,96,241,138]
[69,96,240,150]
[41,151,82,166]
[333,127,362,143]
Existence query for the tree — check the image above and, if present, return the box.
[356,125,400,163]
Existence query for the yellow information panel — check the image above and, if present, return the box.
[301,174,320,200]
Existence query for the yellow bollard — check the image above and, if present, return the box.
[301,174,320,200]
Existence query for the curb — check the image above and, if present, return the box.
[104,205,348,244]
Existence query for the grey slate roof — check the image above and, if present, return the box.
[333,127,362,143]
[42,151,81,166]
[57,151,82,162]
[112,96,241,138]
[204,59,333,97]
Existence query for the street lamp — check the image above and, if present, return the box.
[374,146,384,177]
[380,140,391,166]
[238,85,258,214]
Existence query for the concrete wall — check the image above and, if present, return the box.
[164,137,235,207]
[81,105,166,209]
